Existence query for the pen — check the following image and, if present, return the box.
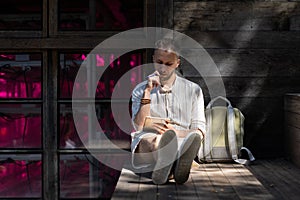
[147,73,159,78]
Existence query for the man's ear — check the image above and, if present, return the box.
[177,58,181,67]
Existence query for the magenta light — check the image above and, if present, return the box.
[96,55,105,67]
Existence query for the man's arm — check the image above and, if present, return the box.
[133,87,151,130]
[132,72,161,131]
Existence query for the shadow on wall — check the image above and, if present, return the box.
[173,1,300,158]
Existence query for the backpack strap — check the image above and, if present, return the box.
[227,100,255,165]
[227,105,238,161]
[203,107,212,162]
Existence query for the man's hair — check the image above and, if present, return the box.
[154,38,180,58]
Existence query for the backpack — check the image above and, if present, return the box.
[198,96,255,165]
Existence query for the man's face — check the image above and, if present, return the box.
[153,49,180,82]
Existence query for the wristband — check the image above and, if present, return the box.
[141,98,151,105]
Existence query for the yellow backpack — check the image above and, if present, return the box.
[198,96,255,164]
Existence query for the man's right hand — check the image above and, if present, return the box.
[146,71,160,91]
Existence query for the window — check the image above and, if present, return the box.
[58,0,143,31]
[0,53,42,198]
[0,0,155,199]
[0,0,42,31]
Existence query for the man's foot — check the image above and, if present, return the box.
[174,132,201,184]
[152,130,178,185]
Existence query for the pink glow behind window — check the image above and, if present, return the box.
[0,0,42,30]
[0,104,42,148]
[0,156,42,198]
[59,104,131,149]
[59,52,142,98]
[59,0,143,31]
[59,154,123,198]
[0,54,42,99]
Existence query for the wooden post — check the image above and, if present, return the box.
[284,94,300,168]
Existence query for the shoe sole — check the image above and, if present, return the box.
[152,130,178,185]
[174,133,201,184]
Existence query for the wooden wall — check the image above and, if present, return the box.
[172,0,300,158]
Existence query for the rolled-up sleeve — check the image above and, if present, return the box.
[131,82,147,131]
[190,86,206,135]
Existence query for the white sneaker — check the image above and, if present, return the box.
[152,130,178,184]
[174,132,201,184]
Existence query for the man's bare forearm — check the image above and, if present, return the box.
[133,88,151,130]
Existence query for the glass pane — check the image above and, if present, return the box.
[0,0,42,30]
[59,52,143,99]
[58,0,143,31]
[0,104,42,148]
[59,103,131,149]
[0,53,42,98]
[0,154,42,198]
[60,154,124,199]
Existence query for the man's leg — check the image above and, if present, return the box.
[152,130,178,184]
[133,134,160,166]
[174,132,201,184]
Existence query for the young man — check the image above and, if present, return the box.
[131,38,206,184]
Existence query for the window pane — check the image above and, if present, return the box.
[0,104,42,148]
[58,0,143,31]
[59,52,143,99]
[60,154,124,199]
[59,103,131,149]
[0,154,42,198]
[0,54,42,98]
[0,0,42,30]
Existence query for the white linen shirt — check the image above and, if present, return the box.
[131,75,206,134]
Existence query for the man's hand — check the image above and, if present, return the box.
[146,71,160,91]
[152,121,176,135]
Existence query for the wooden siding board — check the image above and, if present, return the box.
[188,77,300,98]
[1,32,300,49]
[180,49,300,77]
[183,31,300,49]
[174,1,300,31]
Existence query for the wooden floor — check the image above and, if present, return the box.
[112,158,300,200]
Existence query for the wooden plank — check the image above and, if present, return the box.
[260,160,300,199]
[136,174,158,200]
[189,77,300,98]
[204,163,239,199]
[174,1,299,31]
[232,164,274,199]
[1,32,300,49]
[264,159,300,186]
[284,94,300,113]
[156,0,173,28]
[290,15,300,30]
[285,125,300,167]
[176,176,198,200]
[112,169,141,200]
[157,180,177,200]
[285,112,300,129]
[246,160,296,199]
[182,31,300,49]
[191,163,220,199]
[180,49,300,77]
[219,163,274,200]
